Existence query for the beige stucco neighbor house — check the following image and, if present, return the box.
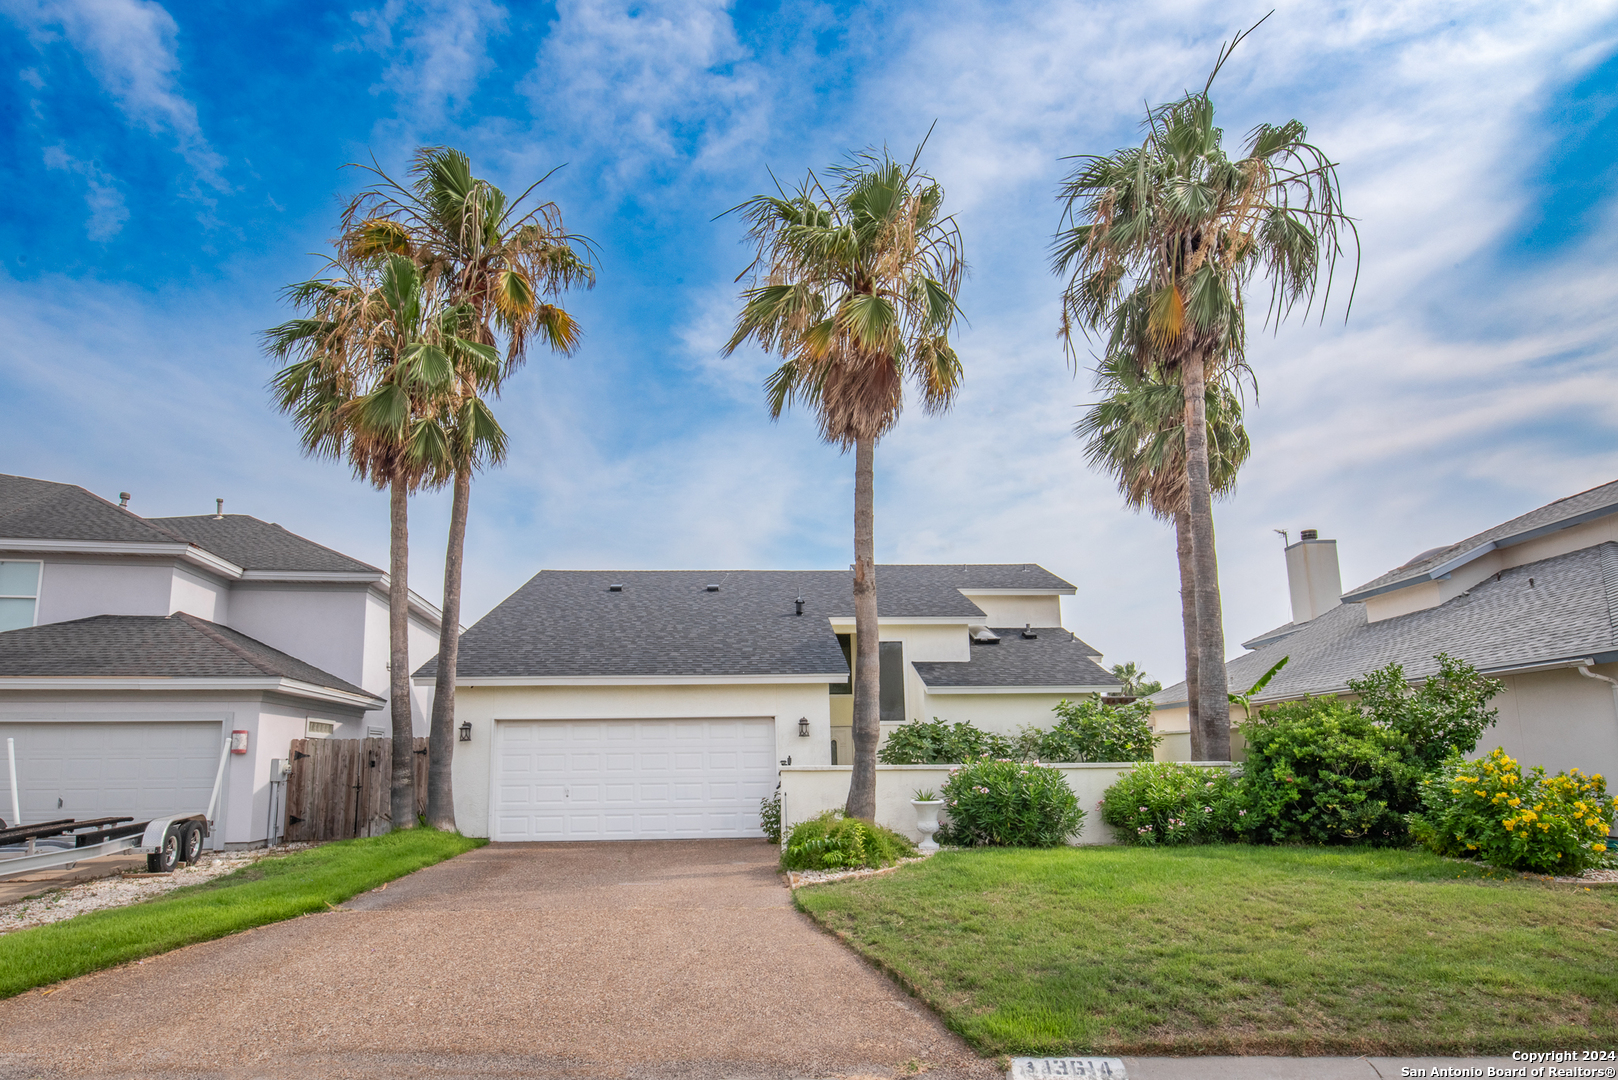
[421,565,1122,841]
[1151,479,1618,781]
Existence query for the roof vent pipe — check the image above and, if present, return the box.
[608,584,623,592]
[1021,624,1038,639]
[794,594,804,616]
[214,498,225,519]
[118,492,130,509]
[705,584,720,592]
[1285,530,1343,625]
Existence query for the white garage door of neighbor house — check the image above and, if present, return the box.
[493,718,777,841]
[0,721,223,827]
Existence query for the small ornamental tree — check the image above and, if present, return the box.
[1348,653,1501,770]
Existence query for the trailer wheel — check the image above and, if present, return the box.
[179,823,204,866]
[147,826,182,873]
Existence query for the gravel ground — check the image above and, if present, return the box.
[787,853,933,889]
[0,844,318,934]
[0,838,995,1080]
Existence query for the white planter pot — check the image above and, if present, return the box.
[911,799,945,853]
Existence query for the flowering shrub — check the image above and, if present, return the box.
[878,718,1015,764]
[937,759,1084,847]
[1409,748,1617,874]
[1100,763,1241,845]
[780,810,916,871]
[1017,698,1161,763]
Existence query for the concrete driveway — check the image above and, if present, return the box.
[0,839,994,1079]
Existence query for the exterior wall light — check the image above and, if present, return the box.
[458,721,472,742]
[798,716,810,737]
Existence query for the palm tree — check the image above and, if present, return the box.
[342,148,595,830]
[725,144,965,819]
[1108,661,1162,698]
[266,253,492,830]
[1053,30,1354,759]
[1078,352,1250,757]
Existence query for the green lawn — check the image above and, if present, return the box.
[0,827,484,999]
[793,844,1618,1056]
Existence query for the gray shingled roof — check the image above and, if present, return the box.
[0,613,377,699]
[913,628,1122,690]
[882,564,1076,592]
[1152,543,1618,708]
[1343,479,1618,600]
[150,515,378,574]
[418,565,1078,680]
[0,474,185,545]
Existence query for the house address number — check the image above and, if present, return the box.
[1009,1059,1128,1079]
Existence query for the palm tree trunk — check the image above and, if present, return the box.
[425,466,469,831]
[846,433,880,820]
[1175,510,1202,761]
[1181,348,1232,760]
[388,475,417,830]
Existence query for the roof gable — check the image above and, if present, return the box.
[149,515,378,575]
[1343,478,1618,601]
[0,474,187,545]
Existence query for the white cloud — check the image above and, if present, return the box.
[350,0,507,122]
[42,145,128,239]
[521,0,767,182]
[5,0,226,186]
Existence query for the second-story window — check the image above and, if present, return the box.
[0,561,41,632]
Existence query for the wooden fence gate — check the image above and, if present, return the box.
[283,737,429,841]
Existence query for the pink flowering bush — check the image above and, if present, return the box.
[1100,763,1241,846]
[937,759,1084,847]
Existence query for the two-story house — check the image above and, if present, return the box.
[0,474,443,847]
[421,564,1121,841]
[1151,479,1618,780]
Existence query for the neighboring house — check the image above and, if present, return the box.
[1152,480,1618,780]
[422,564,1121,841]
[0,474,443,847]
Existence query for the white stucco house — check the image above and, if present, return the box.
[1152,479,1618,781]
[423,564,1122,841]
[0,473,443,848]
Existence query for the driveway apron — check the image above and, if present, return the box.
[0,839,994,1079]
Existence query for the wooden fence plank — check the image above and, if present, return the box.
[282,736,432,842]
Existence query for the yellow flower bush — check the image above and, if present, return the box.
[1411,748,1617,874]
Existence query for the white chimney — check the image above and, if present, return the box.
[1285,529,1342,625]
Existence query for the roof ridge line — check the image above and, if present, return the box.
[171,612,282,679]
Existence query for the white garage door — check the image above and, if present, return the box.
[493,718,777,841]
[0,721,222,827]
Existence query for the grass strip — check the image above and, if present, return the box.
[794,844,1618,1057]
[0,827,484,998]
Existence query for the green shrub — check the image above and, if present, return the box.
[878,717,1015,764]
[1409,748,1617,874]
[1018,698,1160,762]
[938,759,1084,847]
[760,787,782,844]
[1348,653,1502,769]
[1100,763,1241,845]
[1237,697,1420,845]
[781,810,916,871]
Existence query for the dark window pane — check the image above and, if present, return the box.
[879,640,905,722]
[830,633,853,695]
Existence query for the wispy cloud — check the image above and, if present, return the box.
[42,145,129,239]
[5,0,226,186]
[350,0,508,123]
[521,0,767,182]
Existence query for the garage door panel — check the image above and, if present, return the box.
[0,721,220,825]
[493,718,776,841]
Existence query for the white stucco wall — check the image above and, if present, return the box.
[169,565,230,622]
[449,681,833,839]
[915,691,1088,739]
[778,762,1143,845]
[34,557,176,623]
[958,593,1064,628]
[229,583,370,688]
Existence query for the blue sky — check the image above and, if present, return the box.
[2,0,1617,687]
